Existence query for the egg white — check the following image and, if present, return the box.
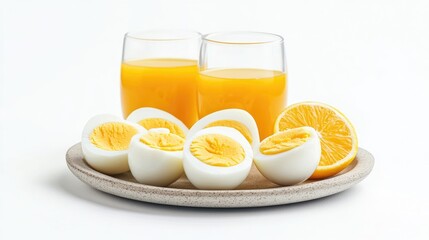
[126,107,188,136]
[183,126,253,190]
[254,126,321,186]
[128,129,184,187]
[187,109,260,151]
[81,114,146,175]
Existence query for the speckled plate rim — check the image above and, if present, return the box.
[66,143,374,208]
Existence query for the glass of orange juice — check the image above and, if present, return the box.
[198,31,287,140]
[121,30,201,127]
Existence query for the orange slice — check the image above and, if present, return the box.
[274,102,358,179]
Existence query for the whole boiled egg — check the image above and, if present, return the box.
[127,107,188,139]
[187,109,260,150]
[81,114,146,175]
[254,126,321,185]
[128,128,185,187]
[183,126,253,190]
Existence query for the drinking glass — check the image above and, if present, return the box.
[121,30,201,127]
[198,31,287,139]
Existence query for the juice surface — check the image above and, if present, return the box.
[198,68,287,140]
[121,58,198,127]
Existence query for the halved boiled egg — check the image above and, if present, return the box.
[81,114,146,175]
[183,127,253,190]
[127,107,188,138]
[128,128,185,187]
[254,126,321,185]
[187,109,260,150]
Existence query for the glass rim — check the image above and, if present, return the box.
[203,31,284,45]
[125,29,202,42]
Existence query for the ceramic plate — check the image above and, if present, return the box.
[66,143,374,208]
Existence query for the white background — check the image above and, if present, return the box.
[1,0,429,239]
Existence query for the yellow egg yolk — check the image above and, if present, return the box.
[90,122,138,151]
[138,118,185,138]
[205,120,253,144]
[190,134,245,167]
[140,132,184,151]
[259,127,311,155]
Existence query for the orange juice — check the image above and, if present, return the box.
[121,58,198,127]
[198,68,287,140]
